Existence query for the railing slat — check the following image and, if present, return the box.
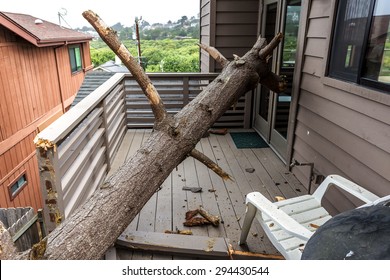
[62,128,105,197]
[64,147,107,217]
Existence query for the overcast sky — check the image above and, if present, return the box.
[1,0,200,28]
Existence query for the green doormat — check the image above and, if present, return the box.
[230,132,269,149]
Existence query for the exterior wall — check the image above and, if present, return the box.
[200,0,214,72]
[0,133,41,210]
[200,0,260,72]
[290,0,390,213]
[0,25,92,210]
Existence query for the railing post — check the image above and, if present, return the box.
[100,99,111,171]
[183,76,190,106]
[35,141,65,233]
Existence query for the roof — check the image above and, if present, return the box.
[0,11,92,47]
[71,72,116,107]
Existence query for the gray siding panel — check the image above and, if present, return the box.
[304,38,327,58]
[200,0,212,72]
[309,0,332,18]
[302,56,323,78]
[292,0,390,210]
[200,0,260,72]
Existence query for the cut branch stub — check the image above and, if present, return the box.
[198,43,229,68]
[82,10,167,124]
[259,33,284,59]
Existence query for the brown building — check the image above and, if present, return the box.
[0,11,92,211]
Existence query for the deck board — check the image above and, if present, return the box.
[110,129,305,259]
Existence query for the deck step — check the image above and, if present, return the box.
[116,231,230,258]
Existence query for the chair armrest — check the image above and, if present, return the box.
[246,192,313,241]
[312,175,380,204]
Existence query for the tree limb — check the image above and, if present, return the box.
[259,72,287,93]
[198,43,229,67]
[190,149,233,181]
[259,32,284,59]
[82,10,167,124]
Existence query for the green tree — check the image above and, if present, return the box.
[90,48,115,66]
[119,27,134,40]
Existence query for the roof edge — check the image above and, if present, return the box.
[0,13,40,46]
[0,12,92,47]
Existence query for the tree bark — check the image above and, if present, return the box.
[4,11,285,260]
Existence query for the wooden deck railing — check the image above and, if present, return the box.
[34,73,126,231]
[35,72,253,230]
[124,73,252,128]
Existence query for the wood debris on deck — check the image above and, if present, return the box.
[108,129,305,260]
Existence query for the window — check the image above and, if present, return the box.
[69,45,83,73]
[328,0,390,93]
[8,172,27,200]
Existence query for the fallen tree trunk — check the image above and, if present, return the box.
[4,10,285,260]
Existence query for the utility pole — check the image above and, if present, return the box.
[135,17,144,69]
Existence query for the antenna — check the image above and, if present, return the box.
[58,8,71,28]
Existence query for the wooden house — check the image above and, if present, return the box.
[0,11,92,211]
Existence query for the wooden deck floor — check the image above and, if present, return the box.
[108,129,305,259]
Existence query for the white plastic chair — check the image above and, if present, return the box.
[239,174,389,260]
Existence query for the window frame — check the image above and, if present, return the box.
[327,0,390,94]
[68,44,83,74]
[8,171,28,201]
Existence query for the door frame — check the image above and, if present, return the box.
[253,0,281,142]
[254,0,307,164]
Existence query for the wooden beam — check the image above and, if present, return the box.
[116,231,230,258]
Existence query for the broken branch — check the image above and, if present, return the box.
[259,71,287,93]
[82,10,167,123]
[183,217,212,227]
[190,149,233,181]
[198,206,220,226]
[184,207,220,227]
[259,33,284,59]
[198,43,229,67]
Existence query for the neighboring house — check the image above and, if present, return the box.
[0,11,93,211]
[200,0,390,213]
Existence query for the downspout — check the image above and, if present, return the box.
[54,45,66,113]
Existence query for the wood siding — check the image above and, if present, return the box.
[0,25,92,211]
[291,0,390,213]
[0,132,41,210]
[200,0,214,72]
[200,0,260,72]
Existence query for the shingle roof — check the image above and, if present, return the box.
[0,11,92,47]
[71,72,116,107]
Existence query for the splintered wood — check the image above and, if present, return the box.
[183,206,220,227]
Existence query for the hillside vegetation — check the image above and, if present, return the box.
[86,15,200,72]
[90,39,200,72]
